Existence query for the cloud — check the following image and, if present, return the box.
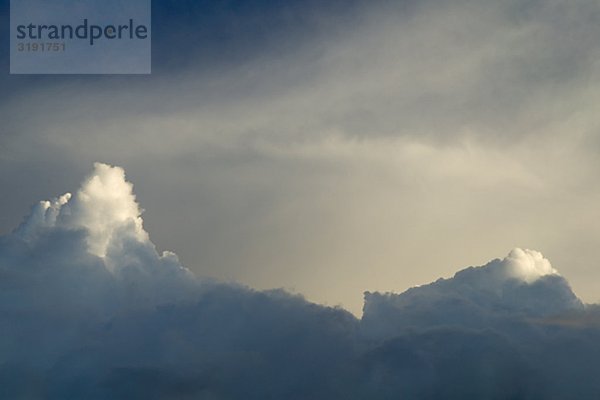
[362,247,583,339]
[15,162,148,258]
[1,163,600,398]
[0,163,359,398]
[6,163,194,312]
[502,247,559,283]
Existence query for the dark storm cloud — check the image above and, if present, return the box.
[2,164,600,399]
[151,0,363,72]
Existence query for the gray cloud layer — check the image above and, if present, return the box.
[2,164,600,399]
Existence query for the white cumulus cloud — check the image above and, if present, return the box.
[16,162,148,259]
[501,247,559,283]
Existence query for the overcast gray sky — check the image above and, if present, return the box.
[2,0,600,314]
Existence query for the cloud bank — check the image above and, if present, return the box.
[1,163,600,399]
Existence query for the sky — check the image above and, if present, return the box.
[3,1,600,397]
[2,0,600,316]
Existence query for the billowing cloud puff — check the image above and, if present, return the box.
[16,162,150,259]
[502,248,559,283]
[4,163,201,303]
[1,163,600,399]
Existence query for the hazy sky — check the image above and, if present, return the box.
[2,0,600,314]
